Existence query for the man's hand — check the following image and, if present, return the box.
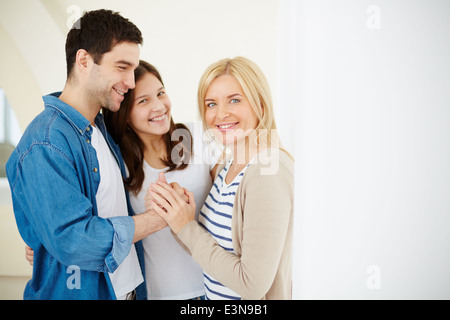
[132,208,168,243]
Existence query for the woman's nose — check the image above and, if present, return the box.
[217,104,230,120]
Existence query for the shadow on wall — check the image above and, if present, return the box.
[0,142,14,178]
[1,87,22,177]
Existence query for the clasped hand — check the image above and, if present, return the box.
[145,172,196,234]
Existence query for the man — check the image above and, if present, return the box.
[6,9,165,300]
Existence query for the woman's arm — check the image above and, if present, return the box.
[151,161,293,299]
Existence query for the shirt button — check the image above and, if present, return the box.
[93,168,98,173]
[86,127,90,131]
[86,139,90,144]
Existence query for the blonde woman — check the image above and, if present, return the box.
[148,57,294,300]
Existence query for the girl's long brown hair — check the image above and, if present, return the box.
[104,60,192,195]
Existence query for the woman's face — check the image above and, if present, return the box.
[204,74,259,146]
[128,72,172,140]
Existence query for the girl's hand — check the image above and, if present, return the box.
[149,180,196,234]
[25,245,34,266]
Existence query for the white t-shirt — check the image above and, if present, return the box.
[91,125,144,300]
[130,121,221,300]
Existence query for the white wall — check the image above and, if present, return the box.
[292,0,450,299]
[0,0,280,128]
[0,0,282,299]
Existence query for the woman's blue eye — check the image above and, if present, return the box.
[230,99,240,104]
[207,102,216,108]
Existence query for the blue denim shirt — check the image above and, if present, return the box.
[6,93,147,300]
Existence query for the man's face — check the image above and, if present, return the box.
[85,41,140,112]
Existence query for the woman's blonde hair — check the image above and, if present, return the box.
[197,56,281,150]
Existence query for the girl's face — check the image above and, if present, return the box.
[128,72,171,140]
[204,74,259,147]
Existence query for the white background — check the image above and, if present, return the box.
[292,0,450,299]
[1,0,450,299]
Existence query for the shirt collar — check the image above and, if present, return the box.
[43,92,93,136]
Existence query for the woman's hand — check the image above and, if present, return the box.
[145,172,188,212]
[25,245,34,266]
[149,180,196,234]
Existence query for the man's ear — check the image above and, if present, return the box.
[75,49,91,72]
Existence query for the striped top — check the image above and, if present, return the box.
[198,158,252,300]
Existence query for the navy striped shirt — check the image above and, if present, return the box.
[199,159,252,300]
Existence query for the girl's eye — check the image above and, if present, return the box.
[158,91,165,97]
[230,99,240,104]
[206,102,216,108]
[138,99,148,104]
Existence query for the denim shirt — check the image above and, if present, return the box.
[6,93,147,300]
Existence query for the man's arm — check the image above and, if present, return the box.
[132,210,167,243]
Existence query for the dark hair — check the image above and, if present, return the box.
[104,60,192,195]
[65,9,143,79]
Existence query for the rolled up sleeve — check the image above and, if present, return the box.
[103,216,135,273]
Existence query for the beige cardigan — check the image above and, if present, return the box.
[177,149,294,300]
